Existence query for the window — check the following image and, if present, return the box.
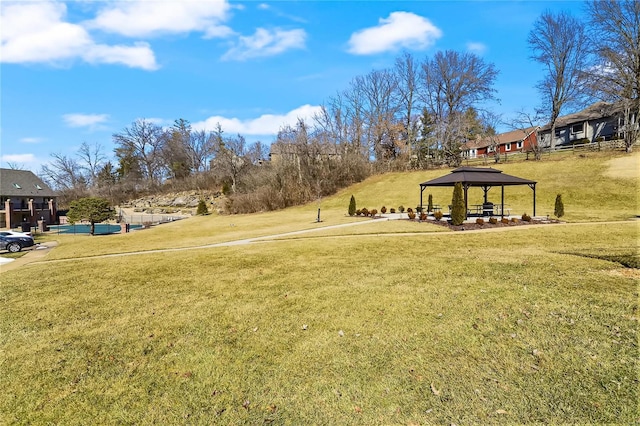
[505,143,512,152]
[555,129,561,137]
[516,141,523,149]
[34,184,42,190]
[12,183,21,189]
[572,122,584,134]
[488,146,495,153]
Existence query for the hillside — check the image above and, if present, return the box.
[0,151,638,425]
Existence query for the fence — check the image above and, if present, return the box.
[118,213,189,225]
[462,138,633,167]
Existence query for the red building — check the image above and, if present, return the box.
[461,127,538,159]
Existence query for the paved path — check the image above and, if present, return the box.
[1,218,637,272]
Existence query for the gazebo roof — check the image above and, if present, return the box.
[420,167,536,187]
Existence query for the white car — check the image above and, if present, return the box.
[0,230,32,238]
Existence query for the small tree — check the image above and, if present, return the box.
[427,194,433,213]
[196,199,209,215]
[348,195,356,216]
[451,182,466,226]
[554,194,565,218]
[67,197,116,235]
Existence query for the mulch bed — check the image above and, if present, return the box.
[419,217,561,231]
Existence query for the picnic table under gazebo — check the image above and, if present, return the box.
[419,167,537,218]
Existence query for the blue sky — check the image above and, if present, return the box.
[1,0,586,172]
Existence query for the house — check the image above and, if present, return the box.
[538,101,625,148]
[461,127,538,159]
[0,168,58,229]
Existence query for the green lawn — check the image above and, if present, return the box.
[1,151,638,424]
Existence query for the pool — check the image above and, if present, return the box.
[47,223,143,235]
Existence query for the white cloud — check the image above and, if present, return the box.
[20,137,44,144]
[63,113,110,129]
[89,0,233,39]
[467,42,487,55]
[1,2,91,63]
[1,153,38,165]
[137,117,172,127]
[0,1,158,70]
[84,42,158,70]
[347,12,442,55]
[192,104,322,136]
[221,27,306,61]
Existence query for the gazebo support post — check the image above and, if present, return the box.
[419,185,425,212]
[528,183,537,216]
[482,185,491,204]
[501,186,505,218]
[463,184,469,219]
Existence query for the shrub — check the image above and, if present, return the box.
[370,209,378,217]
[434,211,443,221]
[390,208,396,213]
[420,212,427,221]
[450,182,466,226]
[476,218,485,226]
[355,209,362,216]
[510,217,519,223]
[554,194,564,218]
[522,213,532,222]
[348,195,356,216]
[427,194,433,213]
[196,199,209,215]
[489,217,498,225]
[501,217,509,224]
[380,206,387,214]
[361,208,369,217]
[407,211,416,220]
[407,207,413,214]
[398,205,405,213]
[416,206,423,213]
[222,181,232,196]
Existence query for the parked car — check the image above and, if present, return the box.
[0,234,35,253]
[0,230,32,238]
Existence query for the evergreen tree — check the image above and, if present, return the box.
[427,194,433,213]
[196,199,209,215]
[451,182,466,226]
[348,195,356,216]
[554,194,564,218]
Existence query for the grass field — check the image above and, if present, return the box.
[1,151,638,424]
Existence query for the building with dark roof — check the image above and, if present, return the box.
[0,168,58,229]
[538,101,625,148]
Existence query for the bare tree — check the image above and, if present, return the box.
[212,128,248,194]
[528,10,589,150]
[394,51,420,155]
[40,153,89,205]
[77,141,106,187]
[113,119,165,187]
[585,0,640,152]
[420,50,499,166]
[189,129,216,172]
[512,109,545,160]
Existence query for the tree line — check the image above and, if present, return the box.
[40,0,638,212]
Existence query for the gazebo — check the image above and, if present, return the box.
[419,167,537,218]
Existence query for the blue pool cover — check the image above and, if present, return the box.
[47,224,143,235]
